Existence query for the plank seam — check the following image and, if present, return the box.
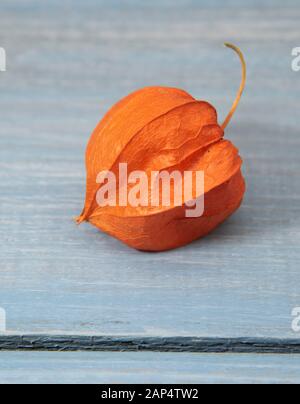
[0,336,300,354]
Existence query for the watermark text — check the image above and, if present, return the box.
[96,164,205,218]
[0,47,6,72]
[292,307,300,332]
[0,307,6,332]
[292,47,300,72]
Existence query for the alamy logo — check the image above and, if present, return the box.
[292,307,300,332]
[292,47,300,72]
[0,47,6,72]
[96,164,205,218]
[0,307,6,332]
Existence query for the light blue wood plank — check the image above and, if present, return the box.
[0,352,300,384]
[0,0,299,337]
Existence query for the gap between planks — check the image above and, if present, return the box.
[0,336,300,354]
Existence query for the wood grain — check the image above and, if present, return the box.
[0,0,300,339]
[1,351,300,384]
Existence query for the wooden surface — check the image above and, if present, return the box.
[0,351,300,384]
[0,0,300,350]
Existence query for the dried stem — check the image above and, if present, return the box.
[221,43,246,131]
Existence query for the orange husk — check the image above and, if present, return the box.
[77,44,246,251]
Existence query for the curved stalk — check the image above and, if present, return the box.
[221,43,246,130]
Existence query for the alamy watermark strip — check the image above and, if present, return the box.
[0,47,6,72]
